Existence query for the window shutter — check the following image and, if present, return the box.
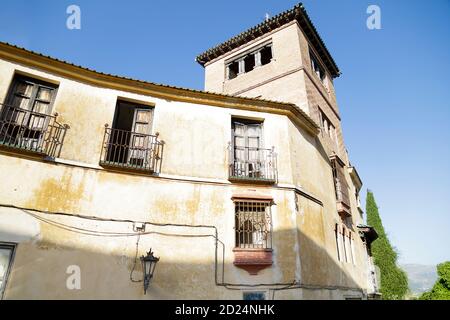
[337,165,350,207]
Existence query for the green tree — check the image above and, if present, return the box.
[366,190,408,299]
[420,262,450,300]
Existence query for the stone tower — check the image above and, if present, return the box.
[196,3,347,162]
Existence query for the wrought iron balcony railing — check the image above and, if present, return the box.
[229,146,277,183]
[0,103,68,158]
[100,125,164,173]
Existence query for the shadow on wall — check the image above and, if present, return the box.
[0,207,364,300]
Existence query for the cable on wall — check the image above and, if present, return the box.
[0,203,365,296]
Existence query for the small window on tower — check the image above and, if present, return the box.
[310,49,326,83]
[228,61,239,80]
[260,45,273,65]
[225,42,273,80]
[244,54,255,72]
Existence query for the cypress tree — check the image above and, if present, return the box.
[366,190,408,299]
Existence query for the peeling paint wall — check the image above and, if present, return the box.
[0,44,369,299]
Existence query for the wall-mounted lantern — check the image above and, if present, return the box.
[140,248,159,294]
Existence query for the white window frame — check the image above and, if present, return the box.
[0,243,16,300]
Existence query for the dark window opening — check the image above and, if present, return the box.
[244,54,255,73]
[101,101,163,172]
[260,45,272,65]
[226,43,273,80]
[243,292,266,300]
[310,50,326,82]
[228,61,239,80]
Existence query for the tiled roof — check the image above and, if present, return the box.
[0,41,319,132]
[196,3,340,78]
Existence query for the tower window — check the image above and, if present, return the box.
[318,108,336,144]
[244,54,255,73]
[226,43,273,80]
[310,49,326,83]
[260,45,272,65]
[228,61,239,79]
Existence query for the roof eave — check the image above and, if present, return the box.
[0,42,320,136]
[196,3,340,78]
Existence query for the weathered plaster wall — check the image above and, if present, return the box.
[0,48,369,299]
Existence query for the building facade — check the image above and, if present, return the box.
[0,3,378,300]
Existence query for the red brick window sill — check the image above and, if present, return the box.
[233,248,273,275]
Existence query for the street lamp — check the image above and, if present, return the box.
[140,248,159,294]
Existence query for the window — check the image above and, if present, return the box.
[342,229,348,263]
[6,75,57,116]
[335,224,355,264]
[0,75,61,154]
[331,156,351,214]
[349,234,356,265]
[228,61,239,80]
[226,43,273,80]
[318,108,336,144]
[335,224,341,262]
[234,200,272,249]
[243,291,266,300]
[101,100,164,173]
[260,45,273,65]
[229,119,277,182]
[310,49,326,83]
[0,244,15,299]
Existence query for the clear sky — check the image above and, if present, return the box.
[0,0,448,266]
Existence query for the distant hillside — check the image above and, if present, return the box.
[401,264,437,296]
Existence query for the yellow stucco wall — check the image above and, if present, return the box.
[0,40,371,299]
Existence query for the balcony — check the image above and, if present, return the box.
[229,146,277,184]
[99,125,164,174]
[0,103,68,158]
[335,180,351,217]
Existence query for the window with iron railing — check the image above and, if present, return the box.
[100,101,164,173]
[234,200,272,249]
[229,119,277,183]
[0,75,68,157]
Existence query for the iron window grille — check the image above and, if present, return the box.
[234,200,273,249]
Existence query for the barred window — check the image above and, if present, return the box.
[234,200,272,249]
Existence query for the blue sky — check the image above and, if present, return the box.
[0,0,449,266]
